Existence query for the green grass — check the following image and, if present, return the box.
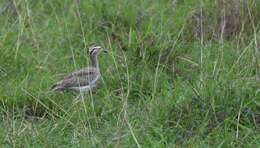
[0,0,260,147]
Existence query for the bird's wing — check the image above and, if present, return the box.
[52,67,100,90]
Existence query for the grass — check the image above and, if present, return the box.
[0,0,260,147]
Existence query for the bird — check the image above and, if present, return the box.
[51,45,107,95]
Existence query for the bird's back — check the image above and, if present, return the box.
[51,67,100,92]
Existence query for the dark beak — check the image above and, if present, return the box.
[103,49,108,53]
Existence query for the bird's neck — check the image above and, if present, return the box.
[90,54,99,68]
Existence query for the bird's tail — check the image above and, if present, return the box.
[50,83,65,92]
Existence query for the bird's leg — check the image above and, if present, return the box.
[75,94,81,100]
[70,90,78,97]
[73,92,85,104]
[89,87,98,95]
[75,91,86,100]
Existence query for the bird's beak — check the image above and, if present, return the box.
[103,49,108,53]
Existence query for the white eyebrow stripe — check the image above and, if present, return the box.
[91,46,101,49]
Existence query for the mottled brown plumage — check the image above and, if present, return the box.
[51,45,107,93]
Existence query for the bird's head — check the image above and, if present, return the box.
[88,45,108,56]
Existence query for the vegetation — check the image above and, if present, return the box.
[0,0,260,147]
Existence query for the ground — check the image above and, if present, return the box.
[0,0,260,147]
